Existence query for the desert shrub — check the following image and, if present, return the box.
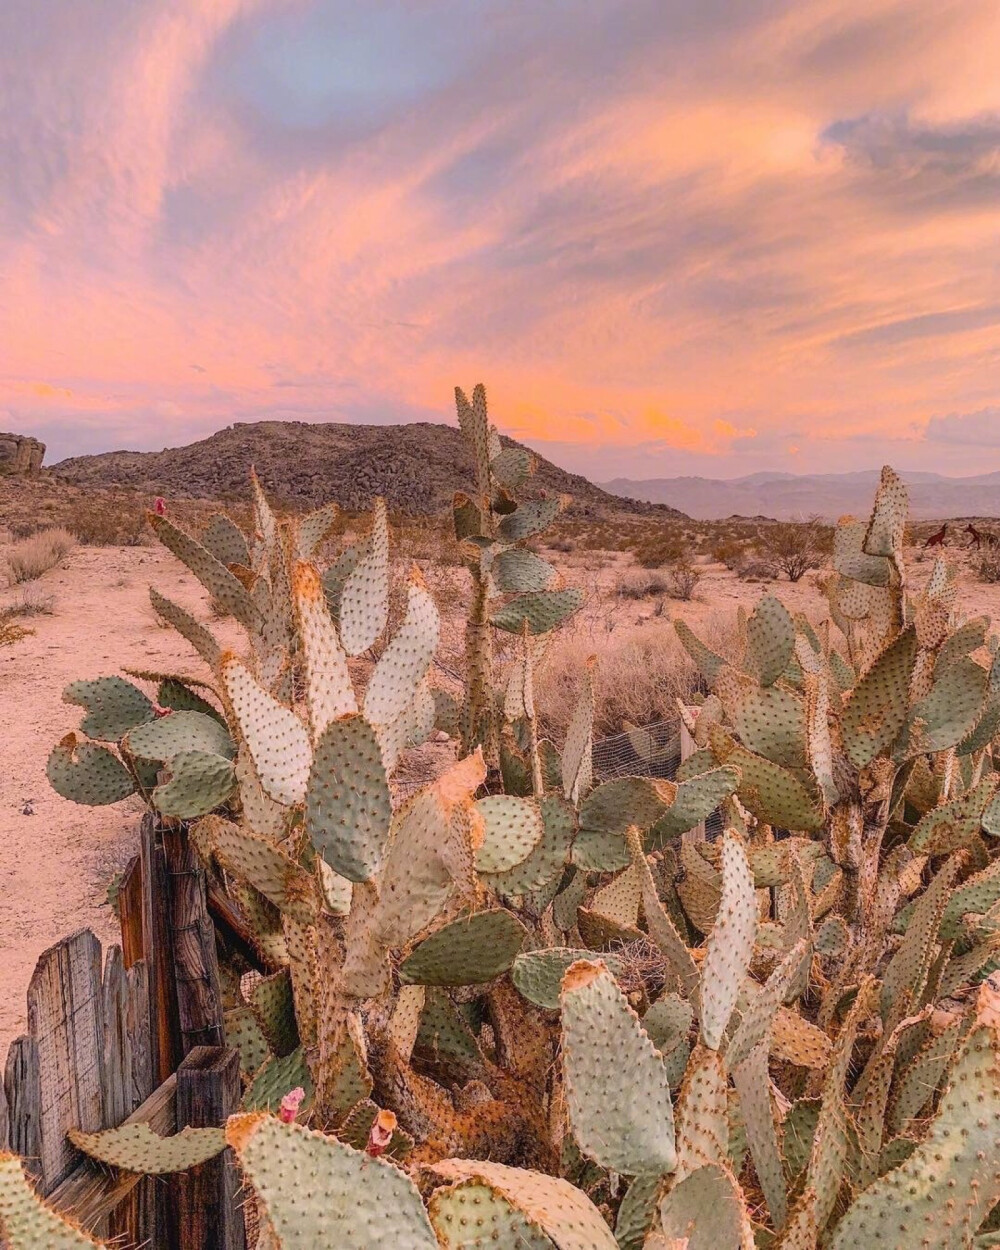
[977,550,1000,583]
[663,559,701,600]
[736,556,779,582]
[4,528,76,585]
[755,517,831,582]
[2,586,55,617]
[633,531,689,568]
[66,496,148,545]
[538,613,739,739]
[711,538,750,570]
[616,569,672,600]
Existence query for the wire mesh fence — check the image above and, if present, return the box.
[591,714,724,839]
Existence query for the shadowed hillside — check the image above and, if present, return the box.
[53,420,686,519]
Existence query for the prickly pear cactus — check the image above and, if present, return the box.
[40,449,1000,1250]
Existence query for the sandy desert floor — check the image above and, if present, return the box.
[3,535,1000,1057]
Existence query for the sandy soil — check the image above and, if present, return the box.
[2,535,999,1059]
[0,545,241,1055]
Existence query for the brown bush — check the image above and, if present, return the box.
[65,496,149,545]
[754,518,831,582]
[977,550,1000,584]
[4,528,76,585]
[663,560,701,600]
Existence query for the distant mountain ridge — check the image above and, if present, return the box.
[602,469,1000,521]
[52,419,685,519]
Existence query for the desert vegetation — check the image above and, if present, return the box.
[7,386,1000,1249]
[3,526,75,585]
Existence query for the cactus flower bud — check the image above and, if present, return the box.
[365,1109,397,1156]
[278,1087,306,1123]
[154,497,167,516]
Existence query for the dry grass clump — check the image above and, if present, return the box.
[4,527,76,585]
[65,495,149,546]
[2,586,55,617]
[538,613,740,740]
[0,617,33,646]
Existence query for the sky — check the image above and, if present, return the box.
[1,0,999,480]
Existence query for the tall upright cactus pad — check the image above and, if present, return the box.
[560,960,677,1175]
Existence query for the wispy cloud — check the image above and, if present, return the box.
[0,0,998,475]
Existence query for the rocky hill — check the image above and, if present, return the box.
[53,420,685,519]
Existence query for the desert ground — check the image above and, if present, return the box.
[3,505,1000,1056]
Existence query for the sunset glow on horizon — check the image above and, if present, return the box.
[2,0,999,478]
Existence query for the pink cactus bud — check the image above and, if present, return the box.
[154,497,167,516]
[278,1087,306,1123]
[365,1108,397,1156]
[152,705,173,718]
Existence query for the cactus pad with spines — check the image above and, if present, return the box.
[150,513,262,632]
[399,910,528,986]
[0,1154,106,1248]
[225,1114,439,1247]
[338,498,389,656]
[221,655,312,805]
[125,709,234,761]
[363,572,440,727]
[304,714,392,883]
[699,830,756,1050]
[68,1124,226,1174]
[152,750,236,818]
[511,948,625,1012]
[841,627,918,768]
[491,588,583,635]
[560,959,677,1175]
[47,735,136,805]
[474,795,545,874]
[63,676,154,741]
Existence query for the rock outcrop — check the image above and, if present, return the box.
[0,433,45,476]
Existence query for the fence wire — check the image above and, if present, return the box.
[592,715,724,839]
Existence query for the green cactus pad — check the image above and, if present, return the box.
[649,767,741,846]
[304,714,392,883]
[149,587,223,671]
[497,498,562,542]
[399,910,528,985]
[909,777,997,855]
[561,663,594,804]
[429,1180,554,1249]
[726,939,808,1069]
[491,445,533,490]
[221,656,312,805]
[897,654,988,758]
[512,949,625,1012]
[224,1006,270,1076]
[0,1154,105,1247]
[886,1016,964,1135]
[575,777,676,872]
[364,574,440,726]
[657,1162,754,1250]
[937,859,1000,939]
[292,560,357,737]
[614,1172,663,1250]
[491,588,583,635]
[62,676,154,741]
[493,549,557,593]
[242,1047,313,1113]
[249,968,298,1057]
[150,513,263,632]
[862,465,908,559]
[643,994,694,1056]
[710,729,824,832]
[68,1123,226,1174]
[456,384,493,505]
[155,678,223,721]
[338,498,390,656]
[674,619,727,682]
[745,596,795,686]
[560,959,677,1175]
[321,537,367,620]
[474,795,545,874]
[295,501,340,560]
[47,735,136,806]
[429,1159,619,1250]
[728,684,807,769]
[152,750,236,818]
[782,1098,821,1183]
[200,513,250,568]
[125,709,234,761]
[197,817,321,924]
[830,1021,1000,1250]
[484,794,576,898]
[841,627,917,768]
[881,857,959,1030]
[336,1100,413,1161]
[699,831,756,1050]
[833,519,891,586]
[226,1113,439,1248]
